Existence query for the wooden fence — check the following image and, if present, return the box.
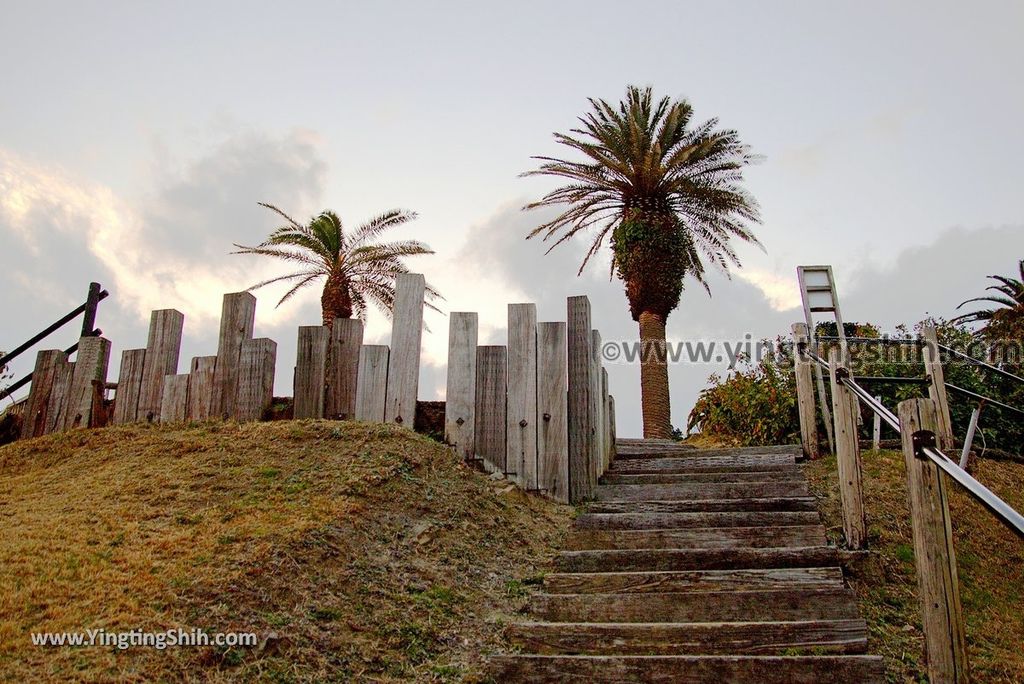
[17,275,617,505]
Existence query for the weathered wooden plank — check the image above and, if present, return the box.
[554,546,840,573]
[111,348,146,425]
[542,566,844,594]
[531,588,860,623]
[828,349,867,549]
[136,310,184,422]
[505,619,869,655]
[294,326,329,419]
[326,318,363,420]
[507,303,538,488]
[590,329,604,482]
[44,359,74,434]
[567,296,594,503]
[235,339,276,422]
[474,345,507,474]
[601,367,611,470]
[898,397,970,683]
[573,510,822,531]
[922,324,955,450]
[600,471,800,485]
[354,345,389,422]
[63,336,111,430]
[596,481,809,502]
[792,322,819,459]
[608,394,616,462]
[21,350,67,439]
[186,356,217,420]
[445,312,478,460]
[159,374,190,423]
[212,292,256,419]
[384,273,425,427]
[564,525,826,551]
[488,654,886,683]
[537,322,568,502]
[589,498,819,514]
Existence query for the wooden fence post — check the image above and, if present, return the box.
[212,292,256,419]
[897,398,970,684]
[137,310,184,423]
[601,368,611,470]
[792,323,820,459]
[475,345,507,474]
[64,336,111,430]
[872,396,882,450]
[186,356,217,420]
[160,374,190,423]
[445,312,478,460]
[385,273,425,427]
[355,345,389,422]
[608,394,617,460]
[922,325,955,450]
[80,282,103,337]
[235,339,276,422]
[507,304,539,488]
[44,359,74,434]
[327,319,363,420]
[567,296,594,503]
[295,326,329,419]
[590,330,605,482]
[537,322,568,503]
[21,350,68,439]
[112,349,146,425]
[828,348,867,549]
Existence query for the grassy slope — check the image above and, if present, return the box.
[804,449,1024,683]
[0,421,571,682]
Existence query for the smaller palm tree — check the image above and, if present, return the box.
[233,203,440,326]
[952,259,1024,339]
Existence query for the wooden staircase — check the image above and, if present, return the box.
[488,440,884,683]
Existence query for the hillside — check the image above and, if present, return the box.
[804,449,1024,682]
[0,421,572,682]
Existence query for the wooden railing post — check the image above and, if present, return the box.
[137,310,184,423]
[897,398,970,684]
[354,345,389,422]
[294,326,329,419]
[385,273,425,427]
[474,345,507,474]
[445,312,478,461]
[590,329,604,482]
[507,304,539,489]
[921,325,955,450]
[828,349,867,549]
[792,323,819,459]
[567,296,594,503]
[213,293,256,419]
[537,322,568,502]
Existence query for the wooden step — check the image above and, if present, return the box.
[601,471,801,484]
[529,588,860,623]
[565,526,826,551]
[555,546,839,573]
[610,454,796,472]
[505,619,869,655]
[614,443,801,461]
[542,567,843,594]
[595,481,809,502]
[574,511,822,530]
[588,497,819,514]
[487,654,885,683]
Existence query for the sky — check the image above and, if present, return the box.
[2,1,1023,436]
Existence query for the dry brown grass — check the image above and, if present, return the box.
[804,449,1024,683]
[0,420,571,682]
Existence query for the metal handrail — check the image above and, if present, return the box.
[816,335,923,346]
[938,344,1024,385]
[945,383,1024,417]
[803,347,1024,540]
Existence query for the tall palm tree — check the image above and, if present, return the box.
[952,259,1024,340]
[523,86,761,438]
[234,203,440,326]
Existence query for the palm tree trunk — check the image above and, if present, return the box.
[639,310,672,439]
[321,271,353,327]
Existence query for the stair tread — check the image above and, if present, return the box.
[588,497,819,513]
[555,546,840,573]
[543,567,843,594]
[565,525,827,550]
[488,654,885,683]
[601,471,802,484]
[574,511,822,530]
[595,481,810,502]
[505,618,870,655]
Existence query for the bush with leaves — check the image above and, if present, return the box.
[687,341,800,447]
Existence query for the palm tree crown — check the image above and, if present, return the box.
[952,259,1024,339]
[234,203,440,326]
[523,85,761,438]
